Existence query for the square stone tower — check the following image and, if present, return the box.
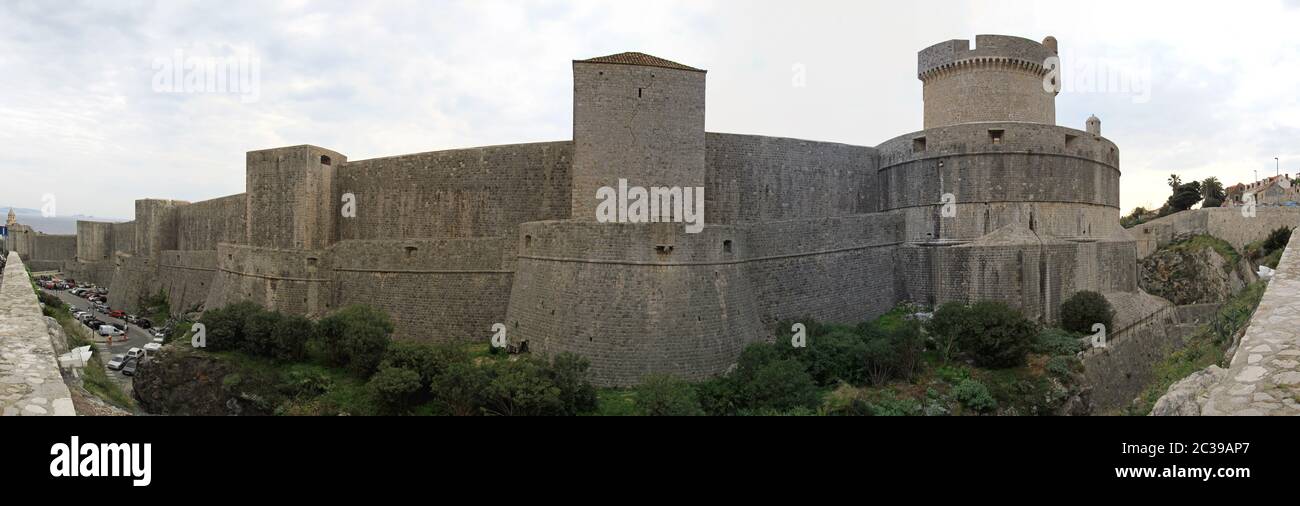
[245,145,347,250]
[570,52,707,220]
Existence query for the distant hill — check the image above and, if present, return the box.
[3,206,127,235]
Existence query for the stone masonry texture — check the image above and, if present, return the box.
[20,35,1242,387]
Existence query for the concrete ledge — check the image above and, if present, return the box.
[0,252,76,416]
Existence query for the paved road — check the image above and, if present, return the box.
[42,288,158,389]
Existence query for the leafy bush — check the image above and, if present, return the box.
[478,357,567,416]
[929,301,1037,368]
[732,350,820,413]
[1045,355,1081,380]
[368,366,424,413]
[241,309,283,357]
[633,374,705,416]
[820,384,875,416]
[548,352,599,415]
[953,378,997,413]
[928,302,969,363]
[797,329,867,386]
[1059,291,1115,335]
[1263,226,1293,253]
[426,353,597,417]
[316,305,395,377]
[271,315,314,362]
[199,301,263,352]
[429,362,491,416]
[1034,328,1087,356]
[381,341,468,388]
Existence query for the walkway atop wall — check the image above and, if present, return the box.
[1199,239,1300,415]
[0,252,76,416]
[1153,239,1300,415]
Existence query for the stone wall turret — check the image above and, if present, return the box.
[919,35,1059,128]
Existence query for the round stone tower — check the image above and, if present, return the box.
[919,34,1059,128]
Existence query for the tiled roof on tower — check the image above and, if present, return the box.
[577,52,704,72]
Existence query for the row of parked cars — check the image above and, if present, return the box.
[42,276,168,377]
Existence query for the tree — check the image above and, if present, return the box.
[1166,181,1204,213]
[241,309,282,357]
[368,366,424,414]
[430,362,491,416]
[1201,177,1226,208]
[928,301,1038,369]
[198,301,263,352]
[633,374,705,416]
[381,341,468,389]
[1167,174,1182,190]
[272,315,314,362]
[1060,291,1115,335]
[316,305,395,377]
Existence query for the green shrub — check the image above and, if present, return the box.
[241,309,282,357]
[633,374,705,416]
[199,301,263,352]
[821,384,875,416]
[861,333,898,386]
[367,366,424,413]
[1263,226,1293,253]
[953,378,997,413]
[696,377,740,416]
[272,315,314,362]
[381,341,468,388]
[478,357,565,416]
[548,352,599,415]
[796,329,867,386]
[929,301,1037,368]
[316,305,395,377]
[1034,328,1087,356]
[1060,291,1115,335]
[927,302,969,363]
[700,343,820,415]
[430,362,491,416]
[1045,355,1081,380]
[734,355,820,413]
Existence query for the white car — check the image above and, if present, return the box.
[98,325,124,337]
[143,342,162,354]
[126,347,145,361]
[106,354,127,370]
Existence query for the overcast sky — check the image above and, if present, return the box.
[2,0,1299,219]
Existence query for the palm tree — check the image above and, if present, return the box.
[1167,174,1182,190]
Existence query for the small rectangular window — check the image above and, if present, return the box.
[989,129,1005,145]
[912,137,927,153]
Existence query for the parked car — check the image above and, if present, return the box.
[106,354,127,370]
[109,310,126,318]
[136,318,153,329]
[143,342,162,354]
[121,359,139,376]
[98,325,124,337]
[126,347,144,361]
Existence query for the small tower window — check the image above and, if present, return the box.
[404,246,418,257]
[989,129,1005,145]
[320,155,332,166]
[524,235,533,248]
[723,240,733,253]
[638,88,643,98]
[912,137,927,153]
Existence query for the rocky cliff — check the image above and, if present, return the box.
[133,346,274,416]
[1140,235,1256,305]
